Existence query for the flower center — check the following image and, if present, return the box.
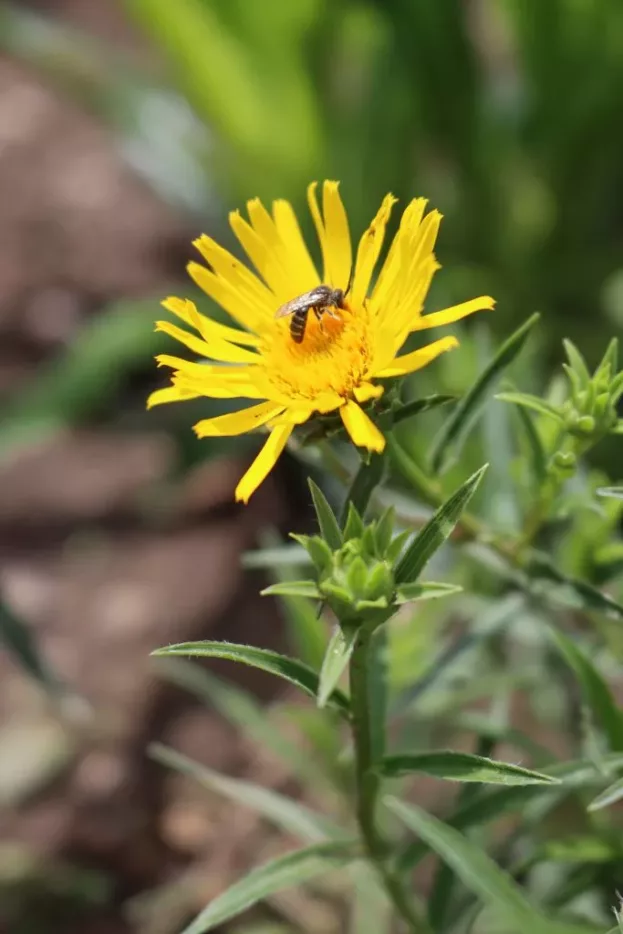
[263,299,373,402]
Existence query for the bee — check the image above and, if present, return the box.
[275,285,346,344]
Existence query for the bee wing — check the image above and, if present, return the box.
[275,300,296,319]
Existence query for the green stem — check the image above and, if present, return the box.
[350,625,429,933]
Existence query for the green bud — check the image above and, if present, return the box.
[549,450,577,476]
[570,414,596,436]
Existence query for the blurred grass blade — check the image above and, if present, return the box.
[395,464,488,584]
[430,314,540,473]
[0,595,61,696]
[309,479,342,550]
[180,840,358,934]
[242,545,310,569]
[527,553,623,620]
[152,641,350,716]
[349,865,391,934]
[340,453,386,525]
[379,751,558,785]
[154,658,327,787]
[150,743,341,841]
[597,487,623,500]
[396,753,623,872]
[0,298,166,462]
[549,628,623,751]
[515,404,548,484]
[392,394,456,424]
[318,626,357,709]
[387,798,597,934]
[587,776,623,812]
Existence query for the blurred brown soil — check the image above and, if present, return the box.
[0,9,312,933]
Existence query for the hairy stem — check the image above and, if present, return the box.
[350,625,429,933]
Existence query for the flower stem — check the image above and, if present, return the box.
[349,625,429,933]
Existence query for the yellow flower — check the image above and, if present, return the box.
[148,182,494,503]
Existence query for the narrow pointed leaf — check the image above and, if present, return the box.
[392,394,456,424]
[150,743,340,841]
[549,628,623,751]
[308,479,342,550]
[388,798,596,934]
[379,751,558,785]
[587,776,623,812]
[318,625,357,708]
[395,582,463,604]
[495,392,565,423]
[261,581,322,599]
[180,840,358,934]
[152,641,350,716]
[563,339,591,385]
[395,464,488,584]
[430,314,540,472]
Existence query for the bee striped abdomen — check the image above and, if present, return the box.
[290,309,308,343]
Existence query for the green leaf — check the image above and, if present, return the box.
[317,626,358,709]
[495,392,565,423]
[154,658,327,786]
[430,314,539,472]
[395,582,463,604]
[180,840,358,934]
[549,628,623,751]
[396,753,623,873]
[597,487,623,500]
[588,776,623,812]
[343,502,365,540]
[152,642,350,716]
[563,339,592,386]
[392,394,456,424]
[308,479,342,550]
[341,453,385,525]
[387,798,596,934]
[261,581,322,599]
[379,751,559,785]
[149,743,340,842]
[395,464,488,584]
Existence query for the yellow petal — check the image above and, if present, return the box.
[340,400,386,452]
[194,401,284,438]
[186,262,268,334]
[371,197,428,312]
[375,336,458,378]
[162,296,261,347]
[156,319,260,365]
[235,424,293,503]
[229,209,289,302]
[272,199,319,292]
[353,382,384,404]
[192,235,275,317]
[322,181,351,291]
[351,194,397,308]
[416,295,496,331]
[146,385,201,409]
